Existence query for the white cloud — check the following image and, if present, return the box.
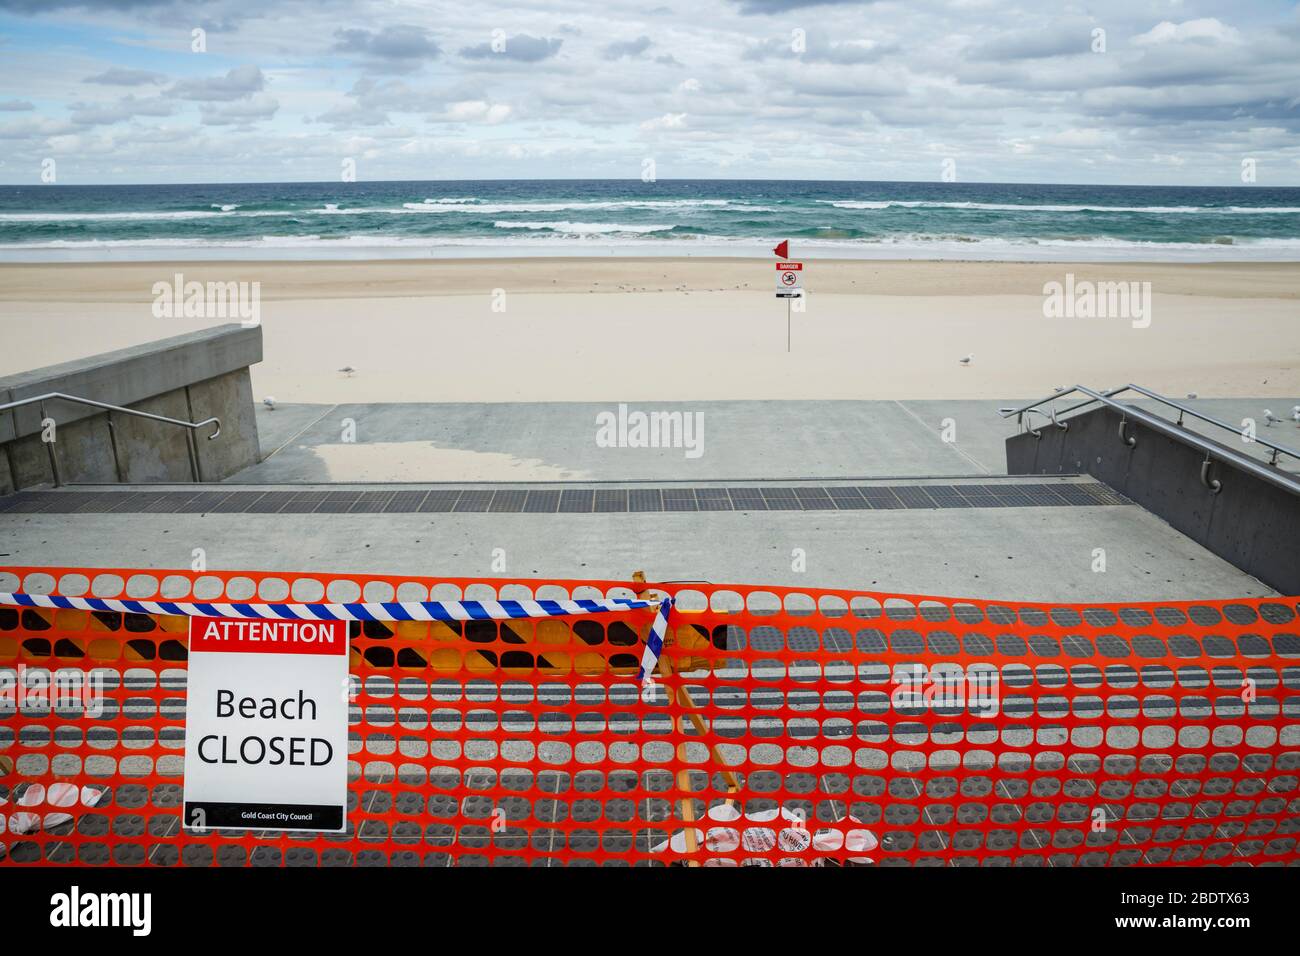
[85,67,167,86]
[70,94,173,126]
[199,92,280,126]
[1040,128,1112,149]
[460,34,563,62]
[171,64,266,102]
[1133,18,1242,47]
[0,116,75,138]
[333,25,441,74]
[437,100,512,124]
[640,112,686,131]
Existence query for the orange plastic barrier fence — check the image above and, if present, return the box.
[1,565,1298,867]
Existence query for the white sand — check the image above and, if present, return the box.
[1,258,1296,401]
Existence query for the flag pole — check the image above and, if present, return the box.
[774,238,794,353]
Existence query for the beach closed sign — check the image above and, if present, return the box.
[775,261,803,298]
[183,616,350,832]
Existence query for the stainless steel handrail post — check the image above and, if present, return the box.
[105,411,125,482]
[185,429,201,483]
[1201,457,1222,494]
[39,400,62,487]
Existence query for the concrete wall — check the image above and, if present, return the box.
[1006,405,1300,595]
[0,324,262,493]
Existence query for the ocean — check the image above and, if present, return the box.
[1,179,1298,262]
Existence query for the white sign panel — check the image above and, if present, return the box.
[183,616,349,832]
[775,261,803,298]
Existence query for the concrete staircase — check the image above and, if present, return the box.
[0,476,1276,603]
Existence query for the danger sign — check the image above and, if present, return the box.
[775,261,803,298]
[183,615,349,832]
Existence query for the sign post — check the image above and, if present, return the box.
[774,260,803,352]
[182,615,350,833]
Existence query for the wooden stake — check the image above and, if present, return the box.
[659,649,700,865]
[632,571,743,865]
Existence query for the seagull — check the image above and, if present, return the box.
[1292,405,1300,424]
[262,396,276,410]
[338,366,356,377]
[1263,409,1284,427]
[959,353,974,366]
[1186,392,1198,400]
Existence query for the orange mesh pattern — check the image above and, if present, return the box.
[1,566,1297,867]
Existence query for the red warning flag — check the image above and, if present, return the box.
[772,239,789,258]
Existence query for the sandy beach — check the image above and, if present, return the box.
[1,258,1297,402]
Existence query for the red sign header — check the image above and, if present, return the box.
[775,262,802,270]
[188,617,348,656]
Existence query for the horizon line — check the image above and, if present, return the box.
[2,176,1297,190]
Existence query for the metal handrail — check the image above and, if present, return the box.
[1124,384,1299,466]
[999,385,1300,497]
[1001,383,1299,467]
[0,391,220,486]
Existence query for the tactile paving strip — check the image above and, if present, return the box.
[0,482,1124,516]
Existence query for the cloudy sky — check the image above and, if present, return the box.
[1,0,1298,185]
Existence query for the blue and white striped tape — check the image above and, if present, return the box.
[0,591,660,624]
[637,597,674,682]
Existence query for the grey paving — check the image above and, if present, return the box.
[2,397,1288,604]
[254,402,337,460]
[238,397,1299,484]
[238,400,1024,482]
[0,484,1272,601]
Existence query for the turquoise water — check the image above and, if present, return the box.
[1,179,1297,261]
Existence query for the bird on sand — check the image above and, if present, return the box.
[262,397,276,410]
[958,354,974,366]
[338,366,356,377]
